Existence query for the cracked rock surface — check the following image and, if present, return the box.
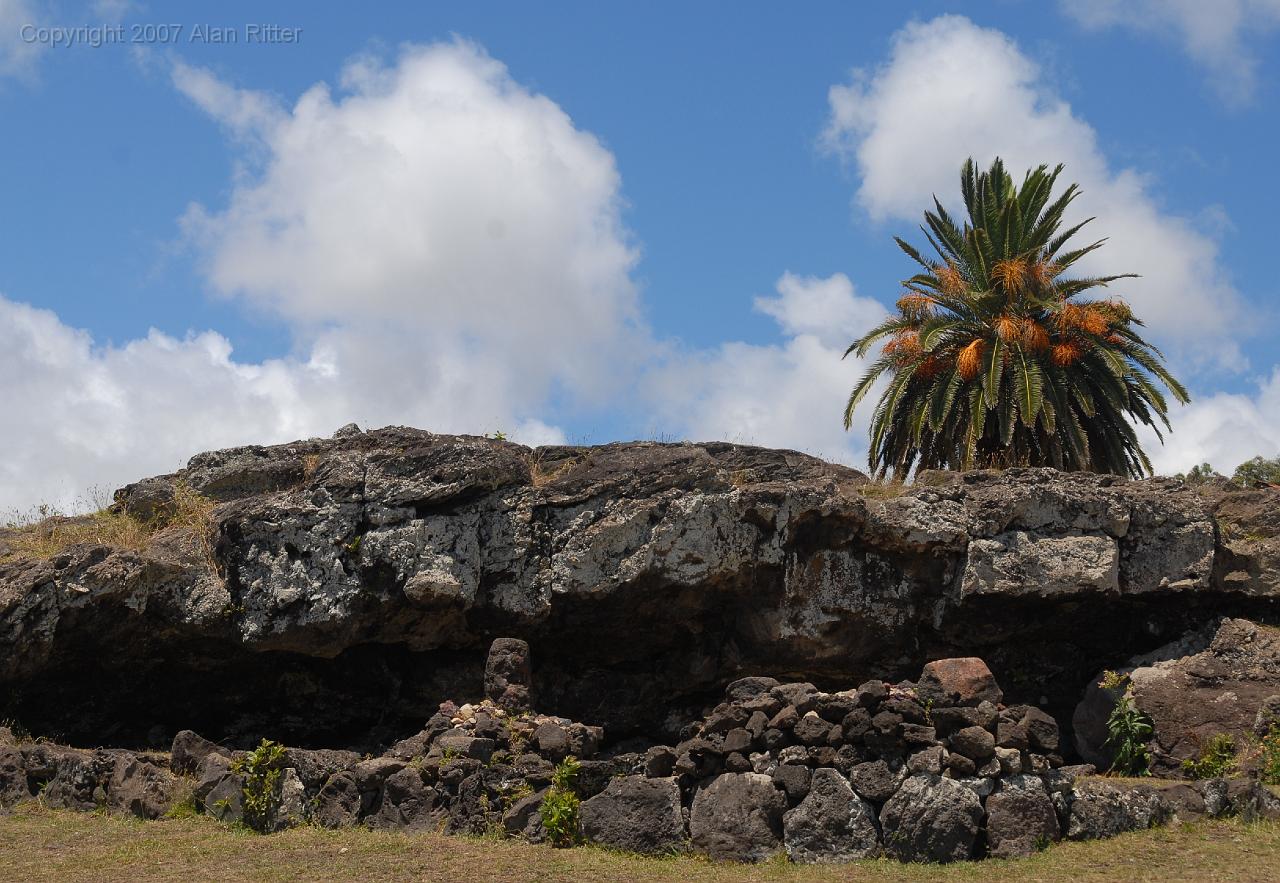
[1,426,1276,748]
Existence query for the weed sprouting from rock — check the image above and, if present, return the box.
[1182,734,1237,780]
[539,755,582,847]
[232,739,286,833]
[1100,671,1153,777]
[1259,726,1280,786]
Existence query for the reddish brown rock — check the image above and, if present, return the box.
[1074,618,1280,775]
[917,658,1003,708]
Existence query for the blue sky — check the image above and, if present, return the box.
[3,0,1280,508]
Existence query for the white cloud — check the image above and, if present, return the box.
[0,295,568,511]
[0,0,44,79]
[1061,0,1280,106]
[175,41,644,402]
[650,273,886,468]
[1142,370,1280,475]
[1,40,655,510]
[170,60,285,142]
[172,40,647,420]
[823,15,1247,369]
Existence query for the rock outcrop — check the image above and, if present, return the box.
[2,643,1278,863]
[1,427,1277,749]
[1075,618,1280,775]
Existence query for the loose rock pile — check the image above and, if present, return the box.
[3,640,1276,863]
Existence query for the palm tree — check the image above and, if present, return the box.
[844,157,1188,479]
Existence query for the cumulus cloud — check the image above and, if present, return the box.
[0,295,568,511]
[650,273,886,467]
[175,42,643,400]
[1,40,651,509]
[1061,0,1280,106]
[1142,370,1280,475]
[823,15,1247,369]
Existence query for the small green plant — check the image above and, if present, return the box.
[344,535,363,556]
[1259,725,1280,786]
[502,716,531,754]
[1100,671,1154,777]
[1182,733,1237,780]
[1034,833,1053,852]
[501,781,533,811]
[231,739,286,833]
[164,782,201,819]
[539,755,582,848]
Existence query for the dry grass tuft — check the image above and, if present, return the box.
[1,482,216,565]
[525,450,580,488]
[857,480,907,499]
[301,453,323,481]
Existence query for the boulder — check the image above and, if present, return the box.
[0,746,28,805]
[502,789,547,840]
[949,726,995,761]
[782,768,880,863]
[204,773,245,825]
[269,768,308,831]
[314,771,361,828]
[985,775,1060,858]
[906,746,945,776]
[1065,780,1172,840]
[643,746,676,778]
[847,760,903,803]
[1022,708,1060,753]
[434,733,495,763]
[689,772,786,862]
[107,755,175,820]
[725,677,779,702]
[169,730,230,777]
[793,712,833,746]
[39,748,109,811]
[484,638,532,711]
[370,766,438,830]
[1074,619,1280,774]
[917,658,1003,708]
[879,775,983,863]
[581,776,686,855]
[351,757,408,791]
[531,723,570,761]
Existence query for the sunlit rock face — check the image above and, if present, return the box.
[0,426,1275,748]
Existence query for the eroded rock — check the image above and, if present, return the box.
[782,768,879,863]
[879,775,983,863]
[581,776,685,855]
[2,431,1271,747]
[689,772,786,862]
[1075,618,1280,774]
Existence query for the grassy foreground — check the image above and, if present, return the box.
[1,804,1279,883]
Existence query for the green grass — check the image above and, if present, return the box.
[1,803,1279,883]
